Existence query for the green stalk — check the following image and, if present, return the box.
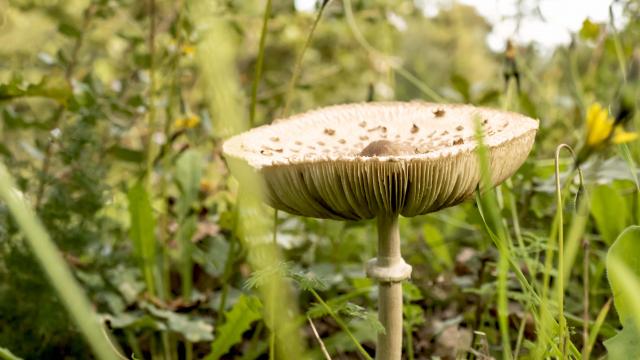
[249,0,272,126]
[342,0,445,102]
[0,163,118,360]
[404,325,414,360]
[554,144,578,358]
[474,119,512,359]
[0,347,22,360]
[281,0,331,117]
[309,289,373,360]
[609,5,627,81]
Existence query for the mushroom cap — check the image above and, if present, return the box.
[223,102,538,221]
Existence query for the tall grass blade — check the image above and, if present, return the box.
[0,347,22,360]
[127,181,158,296]
[249,0,272,126]
[0,163,118,360]
[473,118,512,359]
[190,0,305,358]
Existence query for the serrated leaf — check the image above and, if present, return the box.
[206,295,262,360]
[288,269,328,291]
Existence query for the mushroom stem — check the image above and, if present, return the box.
[367,215,412,360]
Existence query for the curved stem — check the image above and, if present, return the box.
[372,215,410,360]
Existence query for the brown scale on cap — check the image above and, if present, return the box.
[324,128,335,136]
[359,140,415,157]
[433,108,446,117]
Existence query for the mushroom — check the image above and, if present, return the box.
[223,102,538,360]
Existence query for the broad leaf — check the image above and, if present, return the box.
[604,320,640,360]
[606,226,640,359]
[592,184,629,244]
[144,304,214,343]
[607,226,640,323]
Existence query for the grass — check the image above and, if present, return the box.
[1,1,640,359]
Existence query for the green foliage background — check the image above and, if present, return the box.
[1,0,640,359]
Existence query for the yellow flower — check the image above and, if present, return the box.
[174,113,200,130]
[181,44,196,56]
[586,102,637,147]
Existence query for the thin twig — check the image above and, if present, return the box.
[249,0,272,126]
[281,0,331,117]
[307,316,332,360]
[342,0,445,102]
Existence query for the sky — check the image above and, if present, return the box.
[294,0,626,51]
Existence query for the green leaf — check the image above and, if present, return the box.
[605,320,640,360]
[0,347,23,360]
[175,149,203,218]
[127,182,157,295]
[591,184,629,244]
[422,223,452,270]
[206,295,262,360]
[579,18,601,41]
[606,226,640,360]
[0,163,117,359]
[0,76,71,104]
[143,303,214,342]
[607,226,640,325]
[107,145,145,163]
[450,73,470,102]
[58,22,81,38]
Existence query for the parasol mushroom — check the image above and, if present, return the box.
[223,102,538,360]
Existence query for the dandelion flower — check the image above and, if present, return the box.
[585,102,637,147]
[174,113,200,130]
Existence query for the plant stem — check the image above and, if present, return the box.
[281,0,330,117]
[555,144,576,358]
[308,289,372,360]
[249,0,272,126]
[582,239,590,359]
[404,325,414,360]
